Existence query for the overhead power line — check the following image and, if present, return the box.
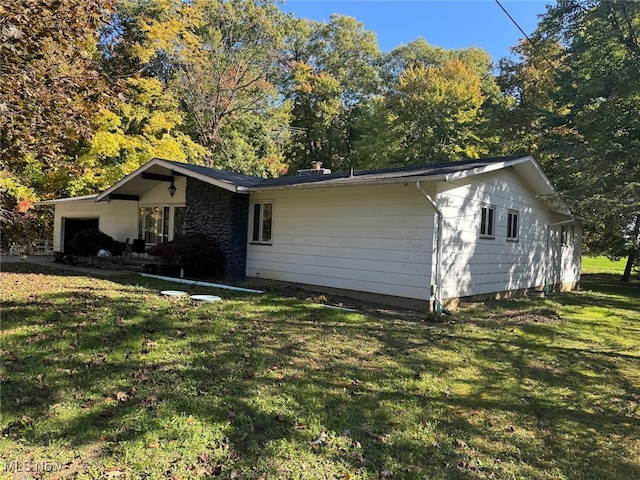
[494,0,560,74]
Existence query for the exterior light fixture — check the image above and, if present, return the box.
[168,178,177,197]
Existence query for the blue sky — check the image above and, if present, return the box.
[279,1,551,63]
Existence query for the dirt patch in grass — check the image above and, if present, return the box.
[485,307,563,326]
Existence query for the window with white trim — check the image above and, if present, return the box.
[507,210,519,241]
[480,204,495,238]
[138,205,185,244]
[251,201,273,244]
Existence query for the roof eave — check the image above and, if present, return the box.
[95,159,245,202]
[243,173,448,192]
[36,194,99,205]
[161,160,250,194]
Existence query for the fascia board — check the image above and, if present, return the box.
[95,159,243,202]
[36,194,99,205]
[158,160,246,194]
[242,174,448,193]
[444,155,531,182]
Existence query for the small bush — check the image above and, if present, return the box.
[148,234,224,279]
[68,229,113,256]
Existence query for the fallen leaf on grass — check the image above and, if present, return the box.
[455,438,468,448]
[365,430,388,442]
[139,395,158,408]
[104,467,124,478]
[116,391,128,402]
[80,399,96,409]
[310,431,328,445]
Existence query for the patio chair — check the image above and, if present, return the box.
[132,238,147,258]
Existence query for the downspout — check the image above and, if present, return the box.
[416,181,443,313]
[546,217,575,295]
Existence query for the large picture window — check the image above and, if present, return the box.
[251,201,273,244]
[139,205,185,245]
[480,204,495,238]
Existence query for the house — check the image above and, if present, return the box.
[40,155,581,310]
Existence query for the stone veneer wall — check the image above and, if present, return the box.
[185,178,249,281]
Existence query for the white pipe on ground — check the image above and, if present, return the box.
[140,273,264,293]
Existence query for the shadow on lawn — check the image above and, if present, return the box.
[1,262,639,478]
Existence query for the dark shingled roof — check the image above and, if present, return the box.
[163,156,526,190]
[162,160,263,188]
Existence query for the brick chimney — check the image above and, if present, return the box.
[296,161,332,176]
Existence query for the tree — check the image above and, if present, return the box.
[354,58,489,167]
[0,0,116,233]
[526,0,640,281]
[124,0,290,176]
[283,15,381,171]
[68,77,210,196]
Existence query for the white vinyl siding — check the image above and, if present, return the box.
[247,184,435,300]
[51,200,139,252]
[436,169,555,300]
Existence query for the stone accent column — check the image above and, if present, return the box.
[185,178,249,281]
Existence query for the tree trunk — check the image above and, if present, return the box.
[621,249,636,282]
[621,214,639,282]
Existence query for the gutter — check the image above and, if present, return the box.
[416,181,444,313]
[242,174,449,193]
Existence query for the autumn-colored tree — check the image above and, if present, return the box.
[0,0,116,239]
[123,0,290,176]
[67,77,210,196]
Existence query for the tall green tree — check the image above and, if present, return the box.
[354,56,492,167]
[352,39,500,168]
[520,0,640,280]
[283,14,381,171]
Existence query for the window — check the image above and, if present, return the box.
[561,225,574,245]
[507,210,519,241]
[251,201,273,244]
[480,205,495,238]
[139,205,185,244]
[173,206,186,238]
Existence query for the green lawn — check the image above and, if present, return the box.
[581,255,628,275]
[1,263,639,479]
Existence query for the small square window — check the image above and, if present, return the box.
[507,210,519,241]
[480,205,495,238]
[251,201,274,244]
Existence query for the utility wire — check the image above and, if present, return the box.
[495,0,560,74]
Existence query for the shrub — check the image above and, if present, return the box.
[148,233,224,279]
[68,229,113,256]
